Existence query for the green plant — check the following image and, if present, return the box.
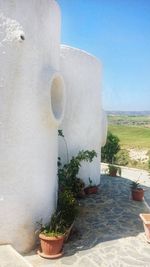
[87,177,96,188]
[131,180,144,201]
[58,129,69,163]
[130,180,141,191]
[58,130,97,197]
[38,131,96,241]
[108,164,122,176]
[58,150,97,197]
[57,190,78,227]
[39,130,97,241]
[38,212,66,237]
[89,177,93,187]
[101,131,120,164]
[115,149,129,166]
[84,176,98,194]
[37,189,78,237]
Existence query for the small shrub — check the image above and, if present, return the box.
[101,131,120,164]
[108,164,121,176]
[130,180,141,190]
[38,212,66,236]
[130,159,138,167]
[58,149,97,198]
[115,149,129,166]
[57,190,78,227]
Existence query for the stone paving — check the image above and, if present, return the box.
[25,171,150,267]
[0,245,32,267]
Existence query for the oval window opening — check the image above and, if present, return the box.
[50,75,65,122]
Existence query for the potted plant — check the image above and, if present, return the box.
[130,180,144,201]
[139,213,150,243]
[58,148,97,198]
[37,212,66,259]
[38,189,78,258]
[108,164,121,177]
[84,177,98,195]
[58,130,97,198]
[57,190,79,242]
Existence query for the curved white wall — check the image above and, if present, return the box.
[59,45,103,186]
[101,109,108,147]
[0,0,65,253]
[0,0,107,253]
[0,0,61,70]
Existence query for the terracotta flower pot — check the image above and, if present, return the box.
[84,186,98,195]
[140,214,150,243]
[38,233,65,259]
[132,188,144,201]
[109,170,117,177]
[109,169,118,176]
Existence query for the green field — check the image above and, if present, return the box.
[108,115,150,127]
[109,125,150,149]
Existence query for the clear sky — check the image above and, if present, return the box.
[57,0,150,111]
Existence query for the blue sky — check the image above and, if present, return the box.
[57,0,150,111]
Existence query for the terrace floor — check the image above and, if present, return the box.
[25,167,150,267]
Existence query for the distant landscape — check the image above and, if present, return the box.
[107,111,150,170]
[107,111,150,116]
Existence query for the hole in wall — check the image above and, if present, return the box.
[50,75,65,122]
[20,35,25,41]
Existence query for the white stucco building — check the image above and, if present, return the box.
[59,45,106,186]
[0,0,107,252]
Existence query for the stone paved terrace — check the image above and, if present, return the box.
[25,168,150,267]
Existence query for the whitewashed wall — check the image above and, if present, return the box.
[0,0,107,254]
[59,45,105,186]
[0,0,66,253]
[101,109,108,147]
